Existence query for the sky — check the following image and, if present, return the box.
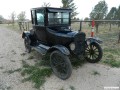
[0,0,120,20]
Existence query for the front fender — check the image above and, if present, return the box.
[86,37,103,44]
[48,45,70,56]
[22,31,31,38]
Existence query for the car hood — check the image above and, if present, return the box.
[47,28,78,38]
[67,31,78,37]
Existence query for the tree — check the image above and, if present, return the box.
[61,0,78,19]
[17,11,26,21]
[116,6,120,28]
[42,2,51,7]
[0,15,4,24]
[90,0,108,33]
[106,7,117,20]
[84,17,89,21]
[10,11,16,25]
[117,6,120,43]
[105,7,117,31]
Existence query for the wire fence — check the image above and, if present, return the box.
[18,20,120,43]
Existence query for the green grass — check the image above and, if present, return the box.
[3,68,22,74]
[27,55,34,60]
[20,53,26,56]
[0,22,32,33]
[21,58,52,89]
[59,87,64,90]
[0,23,19,30]
[92,70,100,75]
[103,59,120,68]
[0,66,3,69]
[70,86,75,90]
[10,60,15,62]
[70,55,85,69]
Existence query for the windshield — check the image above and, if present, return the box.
[48,12,69,25]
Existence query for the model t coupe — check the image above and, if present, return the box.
[22,7,103,80]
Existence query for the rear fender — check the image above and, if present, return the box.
[47,45,70,56]
[86,37,103,45]
[22,31,31,39]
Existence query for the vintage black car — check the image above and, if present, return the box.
[22,7,103,80]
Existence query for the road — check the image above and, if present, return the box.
[0,27,120,90]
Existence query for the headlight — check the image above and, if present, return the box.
[69,42,75,51]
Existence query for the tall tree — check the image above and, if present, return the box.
[10,11,16,25]
[61,0,78,19]
[17,11,26,21]
[116,6,120,27]
[117,6,120,43]
[106,7,117,20]
[90,0,108,33]
[42,2,51,7]
[0,15,4,24]
[106,7,117,30]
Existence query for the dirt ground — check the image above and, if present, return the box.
[0,27,120,90]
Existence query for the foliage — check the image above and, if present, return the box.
[0,15,4,24]
[116,6,120,27]
[70,86,75,90]
[105,7,117,30]
[117,6,120,20]
[90,0,108,33]
[17,11,26,21]
[103,59,120,68]
[10,11,16,25]
[92,70,100,75]
[106,7,117,20]
[84,17,90,21]
[42,2,51,7]
[3,68,21,74]
[21,58,52,89]
[90,1,108,19]
[61,0,78,19]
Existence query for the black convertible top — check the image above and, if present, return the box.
[31,7,72,12]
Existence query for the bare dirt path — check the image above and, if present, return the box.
[0,27,36,90]
[0,27,120,90]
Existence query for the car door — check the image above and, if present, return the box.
[33,9,47,44]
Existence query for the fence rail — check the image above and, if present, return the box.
[72,20,120,22]
[18,20,120,31]
[18,20,120,43]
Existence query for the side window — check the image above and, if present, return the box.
[63,13,69,24]
[31,10,35,24]
[36,10,44,26]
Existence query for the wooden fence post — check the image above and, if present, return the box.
[118,28,120,43]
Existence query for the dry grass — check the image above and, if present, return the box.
[1,22,120,68]
[71,22,120,67]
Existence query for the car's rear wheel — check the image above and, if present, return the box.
[24,36,31,53]
[50,50,72,80]
[85,42,103,63]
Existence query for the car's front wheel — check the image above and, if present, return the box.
[85,42,103,63]
[50,50,72,80]
[24,36,31,53]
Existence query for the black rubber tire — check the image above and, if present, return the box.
[24,37,31,53]
[85,42,103,63]
[50,50,72,80]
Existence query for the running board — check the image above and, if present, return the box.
[32,44,50,55]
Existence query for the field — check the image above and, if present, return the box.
[71,22,120,67]
[1,22,120,69]
[0,22,120,90]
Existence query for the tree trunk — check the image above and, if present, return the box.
[109,23,111,31]
[96,25,99,33]
[118,27,120,43]
[118,24,120,43]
